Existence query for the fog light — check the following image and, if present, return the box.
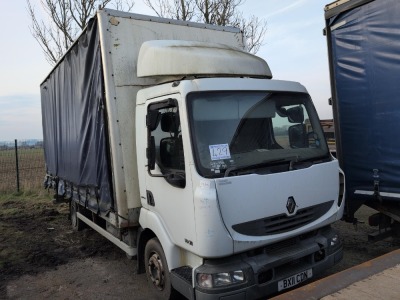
[330,234,339,247]
[314,249,325,262]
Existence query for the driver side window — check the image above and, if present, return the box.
[152,107,185,172]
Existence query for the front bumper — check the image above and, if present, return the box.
[194,226,343,300]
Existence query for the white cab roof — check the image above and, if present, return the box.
[137,40,272,79]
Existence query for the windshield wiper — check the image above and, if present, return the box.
[224,156,299,177]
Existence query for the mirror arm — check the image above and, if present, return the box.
[147,168,186,188]
[147,167,168,178]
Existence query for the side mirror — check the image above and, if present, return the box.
[166,173,186,188]
[146,110,161,131]
[287,106,304,123]
[288,124,308,148]
[147,136,156,170]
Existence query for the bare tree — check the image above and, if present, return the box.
[144,0,196,20]
[27,0,135,65]
[143,0,266,53]
[233,13,266,54]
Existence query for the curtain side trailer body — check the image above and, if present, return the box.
[325,0,400,237]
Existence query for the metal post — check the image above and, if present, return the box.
[15,139,20,192]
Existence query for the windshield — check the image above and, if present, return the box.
[187,91,330,178]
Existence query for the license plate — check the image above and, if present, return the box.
[278,269,313,291]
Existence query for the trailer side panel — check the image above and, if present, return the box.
[326,0,400,216]
[41,18,113,213]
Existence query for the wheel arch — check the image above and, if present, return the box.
[137,228,156,274]
[138,209,181,274]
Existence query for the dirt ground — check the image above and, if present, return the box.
[324,206,399,276]
[1,194,398,300]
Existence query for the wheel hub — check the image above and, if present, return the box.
[148,252,165,290]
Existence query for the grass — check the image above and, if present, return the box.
[0,190,67,282]
[0,148,45,193]
[0,190,52,203]
[0,191,54,222]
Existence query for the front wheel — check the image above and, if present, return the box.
[144,238,174,299]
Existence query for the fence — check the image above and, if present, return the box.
[0,139,45,193]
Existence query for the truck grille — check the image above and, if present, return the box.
[232,201,334,236]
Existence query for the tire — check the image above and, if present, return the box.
[70,200,84,231]
[144,238,174,299]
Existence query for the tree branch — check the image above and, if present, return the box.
[27,0,135,65]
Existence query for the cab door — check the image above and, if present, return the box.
[144,96,196,249]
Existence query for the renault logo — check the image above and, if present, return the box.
[286,196,297,214]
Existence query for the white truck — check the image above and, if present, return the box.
[41,8,344,299]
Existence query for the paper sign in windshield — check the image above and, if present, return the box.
[209,144,231,160]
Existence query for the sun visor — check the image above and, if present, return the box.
[137,40,272,79]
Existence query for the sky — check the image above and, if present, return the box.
[0,0,333,141]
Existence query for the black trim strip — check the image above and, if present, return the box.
[325,0,375,19]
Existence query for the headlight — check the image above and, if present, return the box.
[214,272,231,286]
[197,273,213,288]
[197,270,245,288]
[232,270,245,282]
